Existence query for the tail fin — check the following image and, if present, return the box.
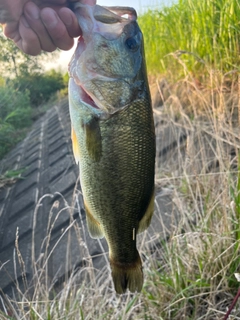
[110,251,143,294]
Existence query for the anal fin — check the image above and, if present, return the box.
[138,190,155,234]
[84,201,104,239]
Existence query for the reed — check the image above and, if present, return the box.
[139,0,240,76]
[0,1,240,319]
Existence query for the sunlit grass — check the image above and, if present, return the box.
[139,0,240,76]
[1,69,240,318]
[1,0,240,319]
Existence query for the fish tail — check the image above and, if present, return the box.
[110,251,143,294]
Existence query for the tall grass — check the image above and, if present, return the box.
[139,0,240,76]
[0,1,240,319]
[0,70,240,319]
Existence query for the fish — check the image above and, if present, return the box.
[68,2,156,294]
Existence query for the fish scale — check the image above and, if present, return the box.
[69,3,155,294]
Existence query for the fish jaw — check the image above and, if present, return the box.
[74,4,137,40]
[68,4,145,114]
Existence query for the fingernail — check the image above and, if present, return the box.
[21,16,30,28]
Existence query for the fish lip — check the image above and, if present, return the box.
[96,6,137,23]
[73,4,137,23]
[73,4,137,41]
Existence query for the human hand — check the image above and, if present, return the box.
[0,0,96,56]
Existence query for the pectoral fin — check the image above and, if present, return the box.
[84,201,104,239]
[71,126,81,165]
[138,190,155,234]
[84,118,102,162]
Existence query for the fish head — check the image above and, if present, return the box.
[69,4,147,115]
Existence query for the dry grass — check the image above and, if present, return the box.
[0,71,240,320]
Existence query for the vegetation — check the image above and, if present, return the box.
[0,0,240,319]
[0,27,68,160]
[0,71,67,160]
[0,85,32,159]
[0,168,26,189]
[0,80,239,318]
[139,0,240,76]
[0,29,42,77]
[11,69,65,107]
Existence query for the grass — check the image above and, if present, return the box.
[0,168,26,189]
[1,0,240,318]
[139,0,240,76]
[0,69,68,161]
[0,68,240,319]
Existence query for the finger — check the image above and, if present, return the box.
[3,21,19,39]
[40,0,67,5]
[40,7,74,50]
[18,16,42,55]
[3,19,42,55]
[0,1,25,23]
[58,7,81,38]
[24,2,56,52]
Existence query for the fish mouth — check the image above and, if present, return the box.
[68,36,99,110]
[69,4,140,113]
[79,85,99,110]
[69,35,119,112]
[73,4,137,40]
[69,76,101,112]
[72,4,137,23]
[94,6,137,24]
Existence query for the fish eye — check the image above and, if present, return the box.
[125,37,139,51]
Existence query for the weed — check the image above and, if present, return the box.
[139,0,240,76]
[0,1,240,319]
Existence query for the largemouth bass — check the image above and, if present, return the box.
[68,2,155,294]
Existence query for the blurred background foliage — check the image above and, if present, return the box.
[0,26,69,160]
